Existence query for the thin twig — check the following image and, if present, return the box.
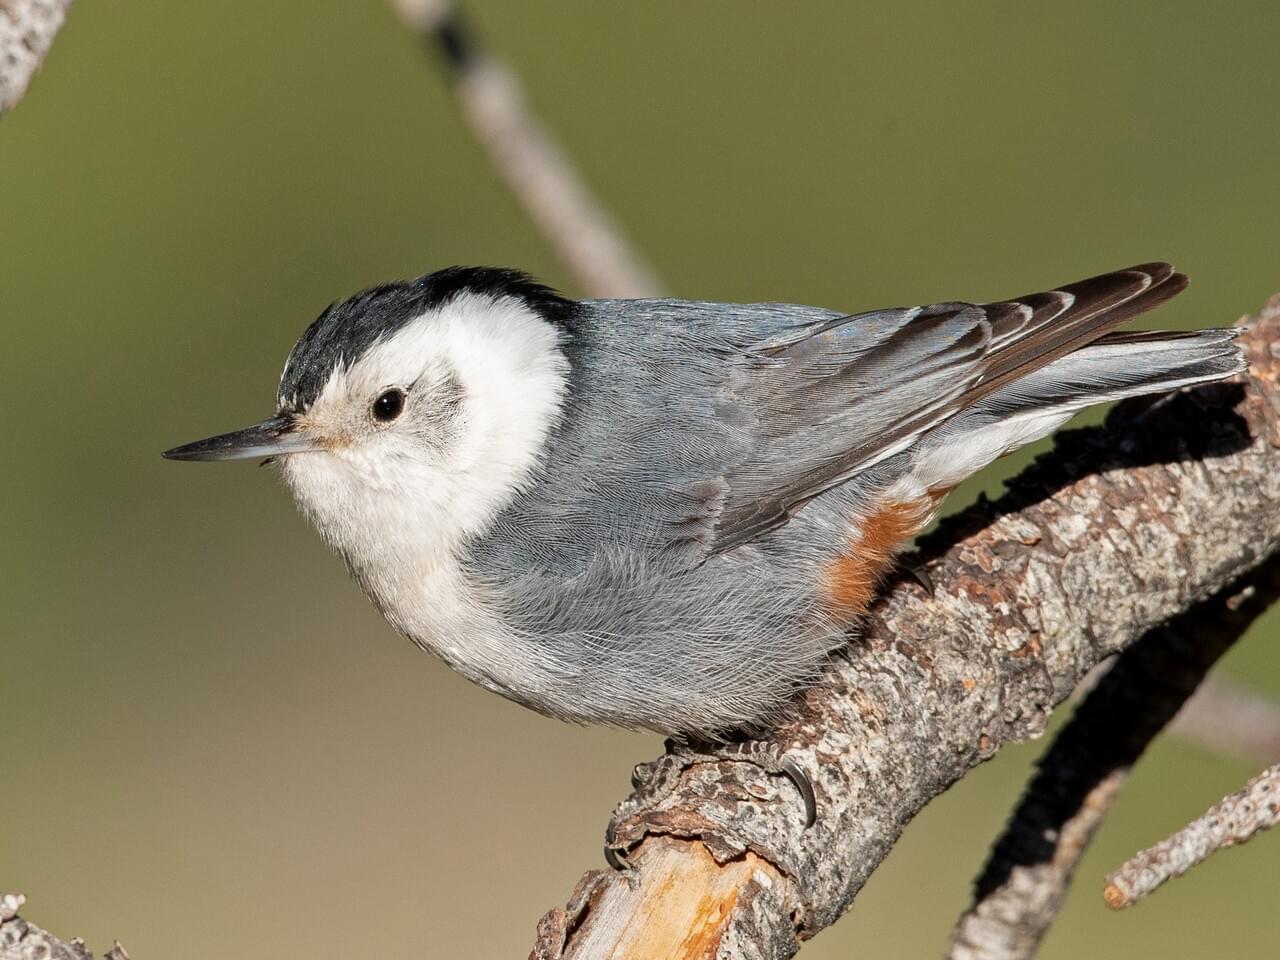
[946,556,1280,960]
[1104,762,1280,909]
[1172,675,1280,767]
[389,0,665,298]
[533,296,1280,958]
[0,0,73,114]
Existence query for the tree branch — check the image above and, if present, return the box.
[0,893,128,960]
[532,295,1280,958]
[946,554,1280,960]
[1171,675,1280,767]
[0,0,72,115]
[1104,761,1280,908]
[389,0,665,298]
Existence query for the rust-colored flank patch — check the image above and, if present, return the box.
[825,496,936,617]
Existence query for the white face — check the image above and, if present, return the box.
[277,292,571,579]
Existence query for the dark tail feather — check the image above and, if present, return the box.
[973,263,1190,404]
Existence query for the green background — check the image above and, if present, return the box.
[3,2,1277,956]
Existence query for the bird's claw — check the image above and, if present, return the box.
[780,755,818,829]
[603,844,633,872]
[906,562,935,596]
[669,737,818,829]
[606,737,818,873]
[718,740,818,828]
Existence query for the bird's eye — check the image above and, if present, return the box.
[372,388,406,422]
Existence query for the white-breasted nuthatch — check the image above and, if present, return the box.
[165,264,1243,740]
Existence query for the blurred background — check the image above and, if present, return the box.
[3,2,1278,956]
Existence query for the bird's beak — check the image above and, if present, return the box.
[162,414,318,462]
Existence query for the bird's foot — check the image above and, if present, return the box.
[605,735,817,873]
[723,739,817,828]
[660,735,817,829]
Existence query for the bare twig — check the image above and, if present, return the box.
[1172,675,1280,767]
[0,0,72,115]
[0,893,128,960]
[946,556,1280,960]
[950,771,1127,960]
[1104,762,1280,909]
[389,0,665,298]
[533,297,1280,958]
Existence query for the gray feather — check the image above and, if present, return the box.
[462,264,1242,734]
[965,328,1243,420]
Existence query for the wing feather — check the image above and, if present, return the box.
[704,263,1187,554]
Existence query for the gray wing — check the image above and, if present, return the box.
[702,262,1185,553]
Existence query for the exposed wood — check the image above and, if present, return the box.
[534,839,793,960]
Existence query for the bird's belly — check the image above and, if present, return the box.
[465,547,850,734]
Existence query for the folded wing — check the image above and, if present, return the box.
[705,263,1207,553]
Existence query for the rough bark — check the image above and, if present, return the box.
[532,297,1280,958]
[946,554,1280,960]
[0,894,128,960]
[0,0,72,114]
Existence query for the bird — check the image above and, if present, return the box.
[164,263,1244,742]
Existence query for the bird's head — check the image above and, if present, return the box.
[164,267,575,564]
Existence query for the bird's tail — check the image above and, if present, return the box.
[907,325,1245,492]
[973,327,1243,415]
